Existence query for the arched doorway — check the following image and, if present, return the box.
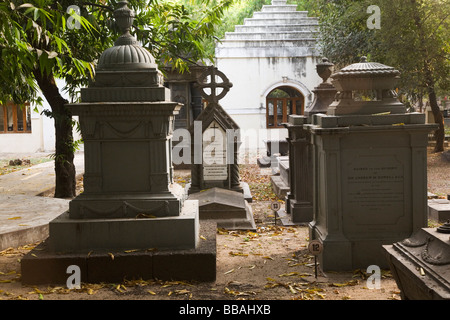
[266,86,304,128]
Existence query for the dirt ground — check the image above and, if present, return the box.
[0,148,448,301]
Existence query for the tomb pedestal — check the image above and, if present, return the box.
[277,115,313,225]
[276,58,335,226]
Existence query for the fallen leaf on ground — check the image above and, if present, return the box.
[329,280,359,287]
[229,251,248,257]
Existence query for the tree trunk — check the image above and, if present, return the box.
[33,69,76,198]
[409,0,445,152]
[425,65,445,153]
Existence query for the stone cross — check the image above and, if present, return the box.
[196,66,233,105]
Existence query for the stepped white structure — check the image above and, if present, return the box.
[215,0,322,151]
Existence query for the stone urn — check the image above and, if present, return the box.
[316,57,334,84]
[328,56,405,115]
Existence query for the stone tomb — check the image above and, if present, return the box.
[274,58,336,226]
[383,223,450,299]
[188,188,256,230]
[308,57,438,271]
[270,156,290,199]
[428,198,450,223]
[277,115,313,226]
[21,1,216,285]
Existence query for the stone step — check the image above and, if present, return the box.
[261,4,298,12]
[252,11,309,19]
[234,24,319,33]
[252,11,308,19]
[224,31,318,41]
[217,38,317,48]
[243,17,318,26]
[215,46,318,58]
[271,0,288,5]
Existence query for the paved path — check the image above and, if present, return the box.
[0,152,84,250]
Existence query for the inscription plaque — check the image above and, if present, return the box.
[343,153,407,228]
[203,121,228,181]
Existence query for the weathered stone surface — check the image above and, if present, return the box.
[21,220,217,285]
[49,200,199,252]
[428,199,450,223]
[383,227,450,300]
[270,157,290,198]
[188,188,256,231]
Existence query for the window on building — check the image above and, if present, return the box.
[0,103,32,133]
[266,86,304,128]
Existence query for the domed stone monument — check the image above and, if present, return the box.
[21,1,216,285]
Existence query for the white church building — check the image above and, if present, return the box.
[215,0,322,151]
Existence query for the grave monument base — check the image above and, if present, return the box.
[276,200,313,226]
[21,220,217,285]
[48,200,199,253]
[310,222,398,270]
[383,227,450,300]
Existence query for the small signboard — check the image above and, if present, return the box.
[308,240,323,256]
[271,202,281,211]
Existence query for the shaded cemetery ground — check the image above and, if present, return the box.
[0,147,448,300]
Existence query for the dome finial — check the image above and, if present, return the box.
[96,0,157,71]
[113,1,137,46]
[360,56,368,63]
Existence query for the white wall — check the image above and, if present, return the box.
[0,78,83,154]
[216,56,322,152]
[0,109,43,153]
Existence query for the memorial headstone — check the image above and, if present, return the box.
[186,66,255,229]
[21,1,216,285]
[188,187,256,230]
[308,57,438,271]
[187,66,252,201]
